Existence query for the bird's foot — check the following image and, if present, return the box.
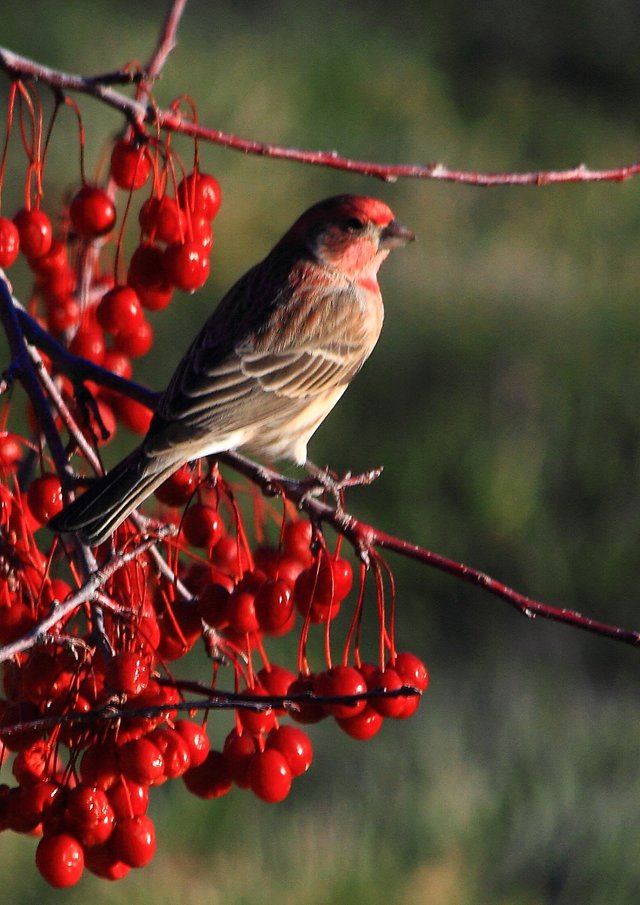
[303,461,383,509]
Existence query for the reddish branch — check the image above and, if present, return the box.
[1,44,640,187]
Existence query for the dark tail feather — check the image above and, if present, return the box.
[49,448,179,546]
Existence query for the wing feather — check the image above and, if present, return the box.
[145,254,382,458]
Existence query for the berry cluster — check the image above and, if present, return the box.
[0,462,428,886]
[0,81,428,887]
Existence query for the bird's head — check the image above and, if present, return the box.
[280,195,415,282]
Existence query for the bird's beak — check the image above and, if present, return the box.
[378,219,416,249]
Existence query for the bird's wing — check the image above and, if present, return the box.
[144,263,380,455]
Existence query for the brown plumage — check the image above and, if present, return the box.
[49,195,414,545]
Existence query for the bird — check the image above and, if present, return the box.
[49,194,415,545]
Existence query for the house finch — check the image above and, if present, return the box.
[50,195,414,545]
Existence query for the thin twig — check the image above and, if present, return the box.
[0,528,176,663]
[2,44,640,187]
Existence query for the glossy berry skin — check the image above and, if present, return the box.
[0,432,22,471]
[266,725,313,776]
[0,216,20,267]
[183,750,232,799]
[27,473,63,523]
[105,651,150,696]
[223,730,258,787]
[97,286,144,336]
[393,652,429,692]
[35,832,84,888]
[127,241,174,310]
[248,749,292,803]
[139,196,186,243]
[118,738,165,785]
[164,240,211,292]
[254,579,294,633]
[14,208,53,259]
[154,464,198,506]
[366,667,407,718]
[110,140,151,190]
[182,503,223,548]
[69,186,116,238]
[177,171,222,219]
[63,785,115,848]
[337,704,384,740]
[316,665,367,718]
[111,815,156,868]
[174,720,210,767]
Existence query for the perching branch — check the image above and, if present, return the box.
[2,43,640,187]
[5,272,638,652]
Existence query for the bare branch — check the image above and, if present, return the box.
[2,44,640,187]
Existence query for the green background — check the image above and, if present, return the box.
[3,1,640,902]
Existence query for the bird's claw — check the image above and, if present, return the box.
[302,462,384,510]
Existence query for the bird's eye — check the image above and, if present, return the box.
[344,217,365,231]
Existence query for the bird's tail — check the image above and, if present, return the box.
[48,448,179,546]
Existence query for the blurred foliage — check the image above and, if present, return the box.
[3,1,640,902]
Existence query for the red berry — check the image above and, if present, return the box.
[69,325,106,364]
[248,749,292,803]
[154,464,198,506]
[127,241,174,310]
[102,349,133,379]
[105,651,150,696]
[393,651,430,692]
[27,473,63,523]
[256,664,297,709]
[97,285,143,336]
[12,739,54,785]
[84,845,130,881]
[14,208,53,259]
[113,317,153,358]
[111,814,156,868]
[110,140,151,190]
[190,210,213,250]
[64,785,115,848]
[238,686,276,735]
[266,725,313,776]
[182,503,223,548]
[223,730,258,787]
[36,832,84,888]
[287,674,326,724]
[197,583,231,629]
[139,195,186,243]
[164,240,211,292]
[282,519,314,564]
[366,667,407,718]
[32,238,68,275]
[174,720,210,768]
[70,185,116,238]
[0,216,19,267]
[316,665,367,718]
[254,578,294,633]
[177,171,222,219]
[118,737,164,784]
[183,750,232,799]
[46,296,80,334]
[294,555,353,622]
[147,727,192,778]
[79,743,120,790]
[112,396,153,434]
[336,704,384,740]
[0,432,22,471]
[227,587,259,635]
[107,777,149,819]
